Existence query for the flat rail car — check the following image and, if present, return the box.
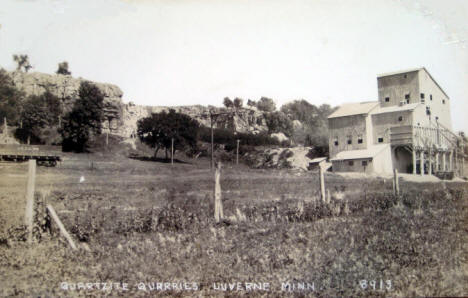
[0,144,62,166]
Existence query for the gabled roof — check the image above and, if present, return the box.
[371,103,421,115]
[309,157,327,164]
[330,144,389,161]
[328,101,379,119]
[377,67,450,99]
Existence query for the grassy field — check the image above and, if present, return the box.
[0,153,467,297]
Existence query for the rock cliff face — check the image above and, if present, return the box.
[9,71,124,133]
[119,104,268,137]
[9,71,270,138]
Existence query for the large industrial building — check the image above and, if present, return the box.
[328,68,465,177]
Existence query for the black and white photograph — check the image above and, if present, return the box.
[0,0,467,296]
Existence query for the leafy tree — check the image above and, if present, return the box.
[60,81,104,152]
[223,97,233,108]
[256,97,276,112]
[264,111,293,137]
[13,54,32,72]
[247,99,256,108]
[15,91,62,144]
[137,109,200,158]
[281,99,337,153]
[0,69,23,125]
[233,97,243,109]
[56,61,71,75]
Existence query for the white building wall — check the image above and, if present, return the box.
[372,145,393,174]
[418,70,452,129]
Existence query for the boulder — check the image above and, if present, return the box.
[270,132,289,143]
[246,146,314,171]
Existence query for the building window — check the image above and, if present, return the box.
[378,137,384,143]
[442,99,446,104]
[420,93,424,99]
[385,97,390,102]
[430,94,433,101]
[334,137,338,146]
[362,160,368,166]
[347,136,352,145]
[404,74,407,78]
[348,161,354,166]
[405,93,410,100]
[357,135,363,144]
[398,116,403,122]
[426,106,431,115]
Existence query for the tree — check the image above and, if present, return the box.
[15,91,62,144]
[60,81,104,152]
[56,61,71,75]
[280,99,337,152]
[13,54,32,72]
[137,109,200,159]
[0,69,24,126]
[264,111,294,137]
[247,99,256,108]
[233,97,243,109]
[256,97,276,112]
[223,97,233,108]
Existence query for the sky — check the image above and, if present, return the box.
[1,0,467,132]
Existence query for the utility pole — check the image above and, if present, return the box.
[171,137,174,165]
[210,113,214,170]
[236,139,240,165]
[206,108,250,170]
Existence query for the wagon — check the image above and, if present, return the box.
[0,144,62,166]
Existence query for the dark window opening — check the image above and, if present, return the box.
[378,137,384,143]
[405,93,410,100]
[430,94,433,100]
[334,141,338,146]
[404,74,407,78]
[348,161,354,166]
[426,106,431,115]
[398,116,403,122]
[362,161,368,166]
[420,93,424,99]
[385,97,390,102]
[442,99,446,104]
[358,136,363,144]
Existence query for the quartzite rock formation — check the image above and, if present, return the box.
[8,71,269,138]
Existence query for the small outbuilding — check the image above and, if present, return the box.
[330,144,392,174]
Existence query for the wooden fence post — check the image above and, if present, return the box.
[393,169,400,196]
[214,162,223,222]
[319,165,326,202]
[24,159,36,244]
[46,205,77,250]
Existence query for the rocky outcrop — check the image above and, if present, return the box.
[9,71,271,138]
[9,71,124,133]
[245,147,314,171]
[119,104,269,138]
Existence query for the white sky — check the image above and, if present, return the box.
[1,0,467,132]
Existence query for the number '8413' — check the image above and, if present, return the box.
[359,279,392,291]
